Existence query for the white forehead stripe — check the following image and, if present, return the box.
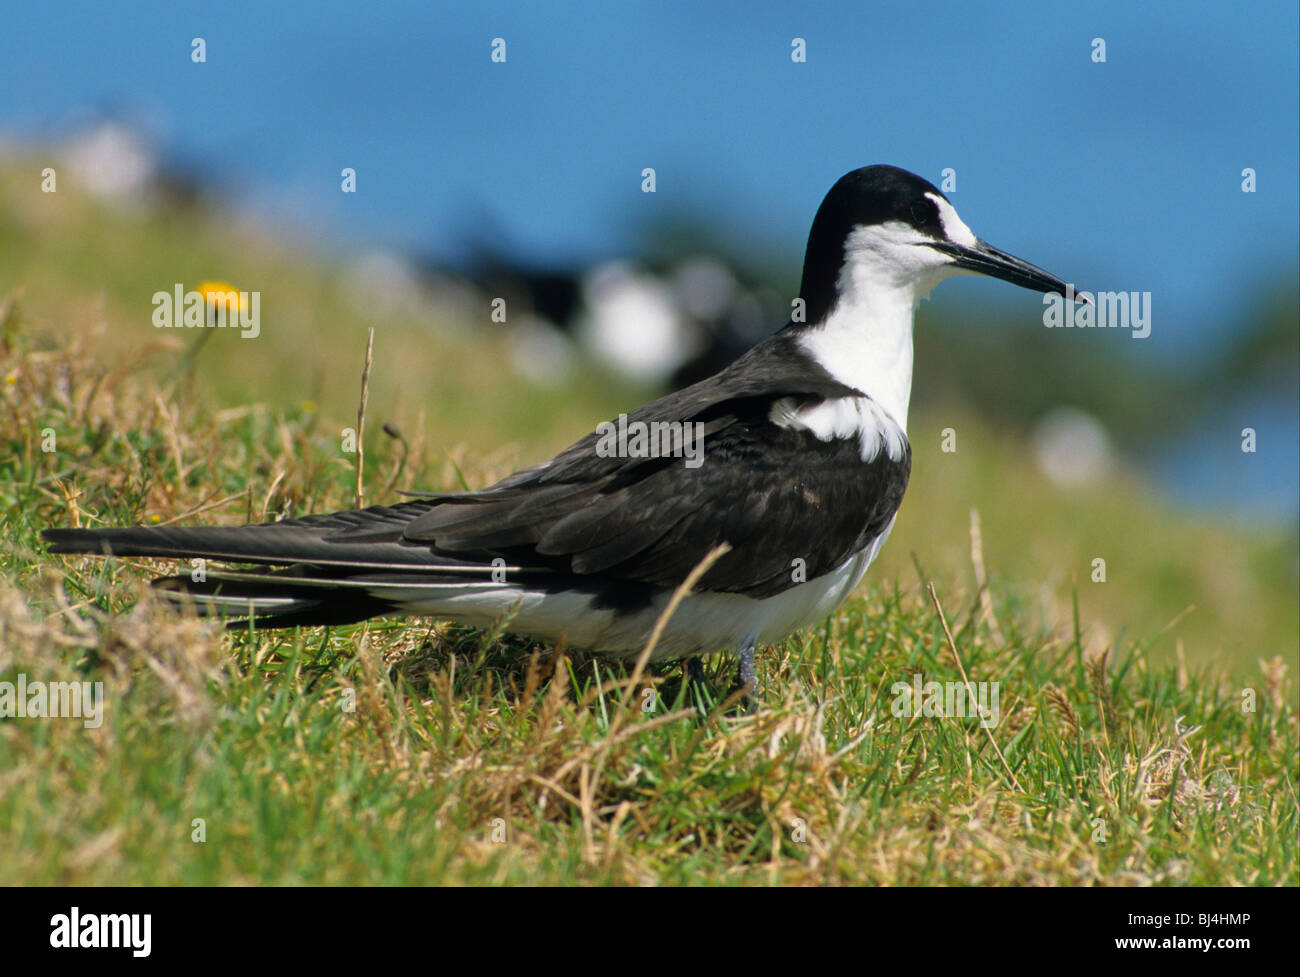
[926,192,978,247]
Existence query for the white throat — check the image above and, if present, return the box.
[796,221,963,432]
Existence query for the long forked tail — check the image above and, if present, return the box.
[40,501,505,629]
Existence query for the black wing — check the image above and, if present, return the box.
[402,334,911,598]
[43,333,910,602]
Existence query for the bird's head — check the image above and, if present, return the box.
[798,165,1079,323]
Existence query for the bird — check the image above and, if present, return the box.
[42,165,1079,701]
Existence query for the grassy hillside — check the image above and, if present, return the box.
[0,159,1295,883]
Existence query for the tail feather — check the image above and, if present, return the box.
[42,502,541,630]
[46,502,439,629]
[152,568,402,628]
[40,501,438,568]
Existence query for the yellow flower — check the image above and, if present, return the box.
[197,280,242,324]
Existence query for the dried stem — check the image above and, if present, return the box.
[355,327,375,509]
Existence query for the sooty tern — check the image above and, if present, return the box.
[43,165,1079,700]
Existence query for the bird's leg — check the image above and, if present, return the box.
[732,636,759,712]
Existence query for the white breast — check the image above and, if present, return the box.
[794,220,967,433]
[768,395,907,463]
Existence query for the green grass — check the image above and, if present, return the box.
[0,162,1296,884]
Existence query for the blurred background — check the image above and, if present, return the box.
[1,0,1296,670]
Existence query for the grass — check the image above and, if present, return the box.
[0,164,1296,884]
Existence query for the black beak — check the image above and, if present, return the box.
[928,239,1083,301]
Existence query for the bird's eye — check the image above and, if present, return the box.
[910,202,932,225]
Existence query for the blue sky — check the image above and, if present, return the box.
[3,1,1296,350]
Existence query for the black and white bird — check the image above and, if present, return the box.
[43,165,1078,697]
